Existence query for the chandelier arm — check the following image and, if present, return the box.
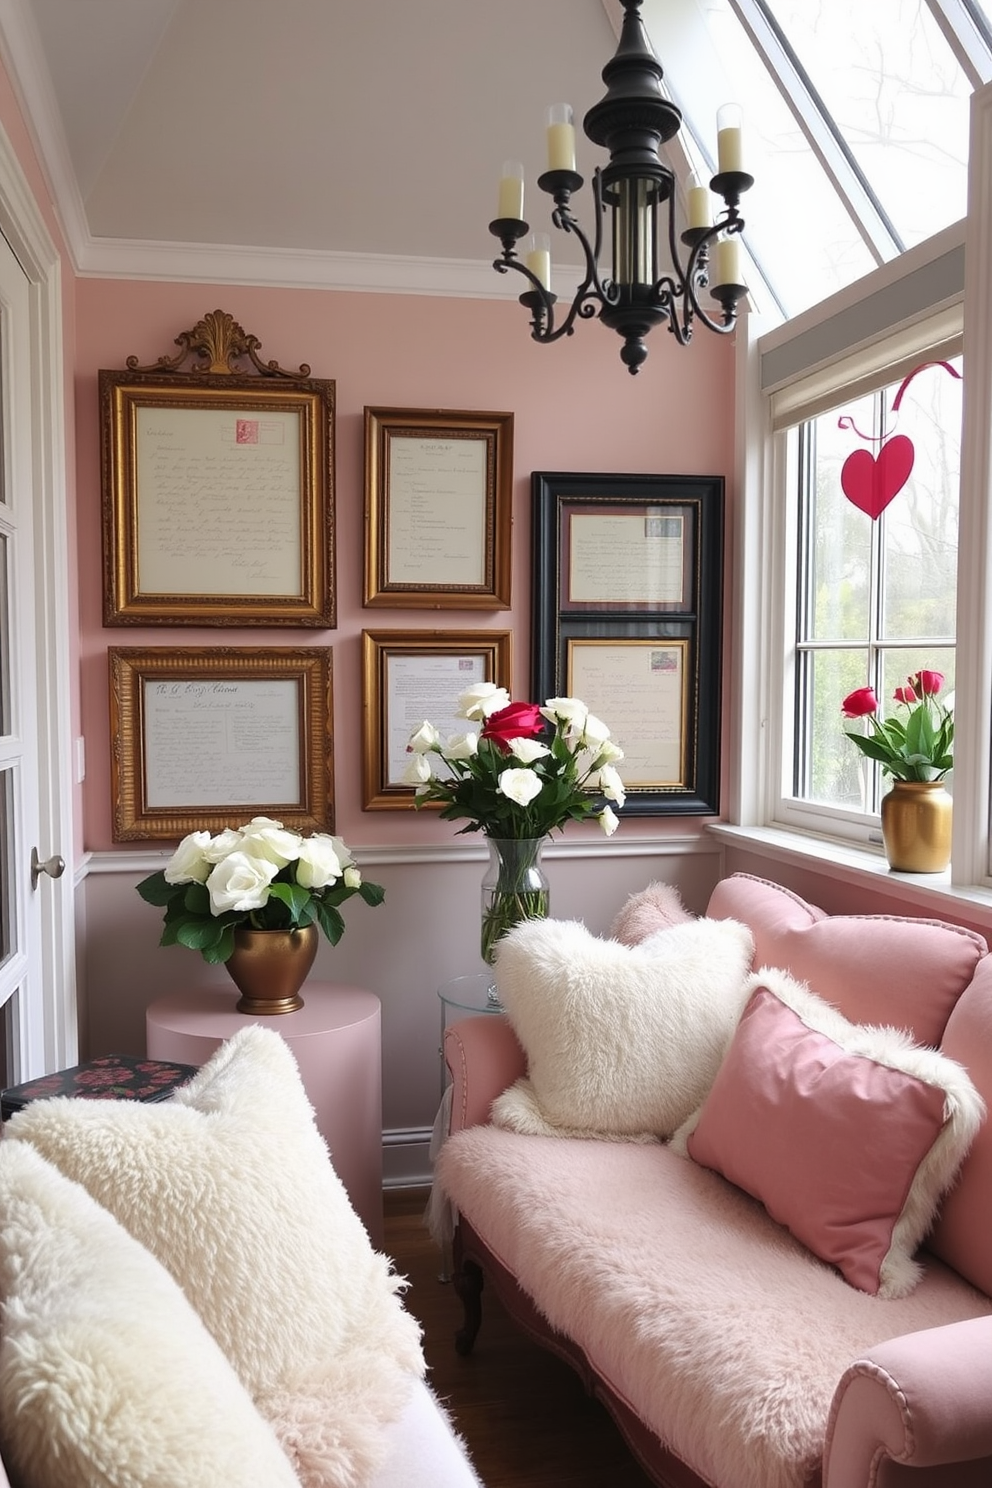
[493,254,563,339]
[654,277,693,346]
[662,195,695,344]
[682,218,745,334]
[552,197,617,313]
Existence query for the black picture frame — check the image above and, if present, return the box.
[531,471,724,815]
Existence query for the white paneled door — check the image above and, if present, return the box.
[0,137,75,1087]
[0,227,46,1081]
[0,223,62,1085]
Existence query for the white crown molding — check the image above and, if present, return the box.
[71,234,545,297]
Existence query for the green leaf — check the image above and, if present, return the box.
[845,733,898,764]
[176,919,227,951]
[314,901,346,945]
[358,880,385,907]
[136,871,179,907]
[201,925,236,964]
[267,881,311,922]
[184,882,211,915]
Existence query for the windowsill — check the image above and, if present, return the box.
[708,822,992,927]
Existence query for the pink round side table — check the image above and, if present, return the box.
[145,982,383,1248]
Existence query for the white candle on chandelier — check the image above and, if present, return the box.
[546,103,576,172]
[713,235,742,288]
[497,160,525,221]
[525,232,552,291]
[716,103,744,174]
[686,170,712,229]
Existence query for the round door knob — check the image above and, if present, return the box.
[30,848,65,889]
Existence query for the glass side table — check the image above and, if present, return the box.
[437,972,504,1097]
[432,973,506,1280]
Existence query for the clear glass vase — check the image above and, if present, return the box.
[480,836,550,966]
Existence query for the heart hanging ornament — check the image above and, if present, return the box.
[837,359,961,521]
[840,434,914,519]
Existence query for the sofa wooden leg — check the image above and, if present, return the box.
[453,1257,483,1355]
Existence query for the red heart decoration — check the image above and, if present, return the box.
[840,434,915,519]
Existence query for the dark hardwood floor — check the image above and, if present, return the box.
[383,1186,656,1488]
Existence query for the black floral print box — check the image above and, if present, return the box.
[1,1056,199,1121]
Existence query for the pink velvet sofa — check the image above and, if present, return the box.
[435,873,992,1488]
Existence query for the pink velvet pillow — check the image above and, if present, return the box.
[706,873,987,1046]
[676,968,985,1298]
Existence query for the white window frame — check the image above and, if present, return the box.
[729,82,992,893]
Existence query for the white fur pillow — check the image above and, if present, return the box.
[490,915,755,1141]
[4,1025,424,1488]
[0,1142,301,1488]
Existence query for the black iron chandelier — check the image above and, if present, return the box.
[489,0,752,375]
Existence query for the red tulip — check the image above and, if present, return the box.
[841,686,879,719]
[893,685,916,704]
[911,669,944,698]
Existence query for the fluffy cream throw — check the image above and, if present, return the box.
[437,1126,992,1488]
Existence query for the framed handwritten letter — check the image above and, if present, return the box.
[361,629,512,809]
[108,648,333,840]
[532,472,724,815]
[363,407,513,608]
[101,370,335,625]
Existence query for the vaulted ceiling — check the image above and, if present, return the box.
[2,1,990,319]
[0,0,624,295]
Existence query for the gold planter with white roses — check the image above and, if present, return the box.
[224,924,318,1014]
[880,781,953,873]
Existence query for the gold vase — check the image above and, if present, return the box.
[880,781,953,873]
[224,924,318,1014]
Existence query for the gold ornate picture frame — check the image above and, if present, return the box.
[363,407,513,608]
[361,629,512,809]
[108,647,334,841]
[101,311,335,626]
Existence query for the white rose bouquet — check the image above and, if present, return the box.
[136,817,384,964]
[404,685,626,839]
[405,686,626,962]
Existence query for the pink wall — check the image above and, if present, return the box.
[74,278,735,855]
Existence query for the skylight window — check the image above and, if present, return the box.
[641,0,992,318]
[766,1,974,248]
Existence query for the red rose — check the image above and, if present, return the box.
[841,686,878,719]
[481,701,547,754]
[911,670,944,698]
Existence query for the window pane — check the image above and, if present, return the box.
[880,361,962,639]
[881,648,956,723]
[652,0,879,315]
[804,648,871,806]
[0,769,12,964]
[808,396,875,642]
[0,307,5,509]
[772,1,973,248]
[0,534,7,734]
